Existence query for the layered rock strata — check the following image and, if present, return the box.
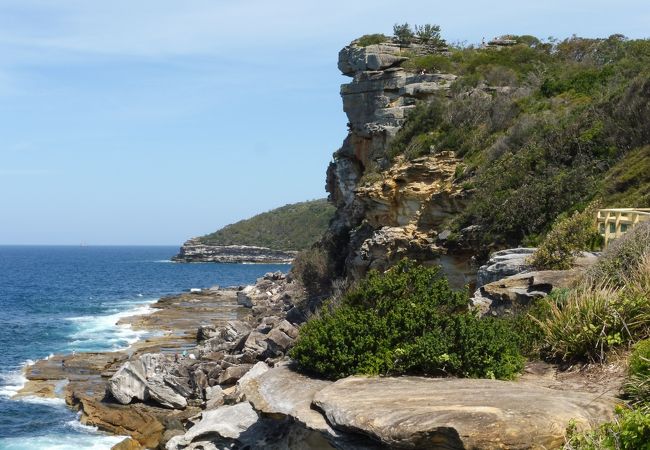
[173,238,296,263]
[323,40,472,286]
[168,364,617,450]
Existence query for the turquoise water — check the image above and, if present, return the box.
[0,246,288,449]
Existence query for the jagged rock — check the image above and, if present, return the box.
[108,354,189,409]
[471,269,585,316]
[164,375,193,399]
[147,377,187,409]
[349,225,445,280]
[218,364,254,386]
[313,376,616,449]
[165,402,259,450]
[108,360,149,405]
[476,248,536,287]
[277,320,299,339]
[265,328,294,357]
[200,320,252,353]
[242,331,268,356]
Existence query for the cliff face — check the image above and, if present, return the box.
[324,41,471,286]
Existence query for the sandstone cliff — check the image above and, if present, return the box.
[323,39,471,286]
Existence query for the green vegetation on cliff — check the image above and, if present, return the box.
[379,34,650,248]
[197,199,335,251]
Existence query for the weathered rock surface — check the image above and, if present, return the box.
[108,354,187,409]
[323,39,473,287]
[476,248,600,288]
[111,438,144,450]
[173,238,296,263]
[239,365,332,433]
[166,402,259,449]
[476,248,536,288]
[313,376,617,449]
[472,269,585,316]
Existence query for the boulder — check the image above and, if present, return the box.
[265,328,294,357]
[165,402,259,450]
[108,354,189,409]
[218,364,254,386]
[472,269,584,316]
[476,248,536,287]
[108,360,148,405]
[147,377,187,409]
[242,331,268,357]
[313,376,616,449]
[111,438,143,450]
[239,365,332,433]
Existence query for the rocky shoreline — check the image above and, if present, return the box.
[172,239,296,264]
[12,257,625,450]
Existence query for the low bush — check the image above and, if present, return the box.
[536,285,627,361]
[588,222,650,287]
[529,206,601,270]
[291,246,332,298]
[565,406,650,450]
[290,260,524,380]
[356,34,388,47]
[536,254,650,362]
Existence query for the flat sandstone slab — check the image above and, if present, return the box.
[313,376,617,449]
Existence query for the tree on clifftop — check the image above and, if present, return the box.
[393,23,414,47]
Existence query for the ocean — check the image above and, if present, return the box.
[0,245,288,450]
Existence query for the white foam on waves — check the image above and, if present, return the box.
[0,432,125,450]
[66,301,157,352]
[0,360,33,399]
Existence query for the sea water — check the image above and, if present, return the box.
[0,246,288,450]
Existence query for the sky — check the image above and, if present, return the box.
[0,1,648,245]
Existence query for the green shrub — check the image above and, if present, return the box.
[529,206,601,270]
[414,24,445,47]
[589,222,650,287]
[290,260,524,380]
[624,339,650,407]
[565,406,650,450]
[356,34,388,47]
[291,246,332,298]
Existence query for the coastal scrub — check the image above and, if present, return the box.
[290,260,524,380]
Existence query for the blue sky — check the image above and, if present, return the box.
[0,1,648,245]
